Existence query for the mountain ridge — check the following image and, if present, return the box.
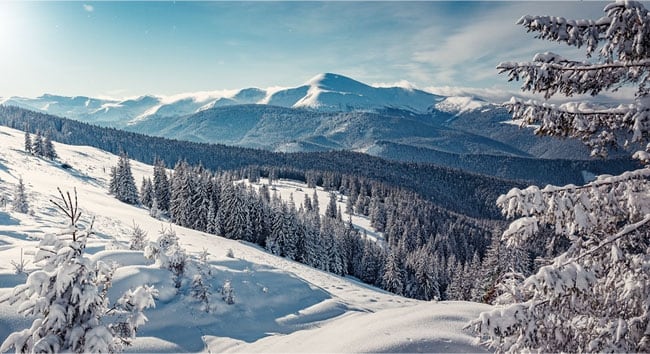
[0,73,483,127]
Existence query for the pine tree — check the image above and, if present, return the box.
[144,226,186,288]
[206,198,218,234]
[140,177,154,209]
[108,166,118,195]
[109,153,139,205]
[472,2,650,352]
[24,128,32,155]
[369,196,387,232]
[153,158,170,212]
[43,130,57,160]
[221,280,235,305]
[191,274,211,312]
[0,189,156,353]
[129,221,147,251]
[32,130,44,157]
[325,192,337,219]
[12,177,29,214]
[358,238,382,285]
[382,250,404,295]
[169,160,196,227]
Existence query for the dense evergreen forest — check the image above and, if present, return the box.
[0,105,523,219]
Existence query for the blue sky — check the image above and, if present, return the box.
[0,1,609,99]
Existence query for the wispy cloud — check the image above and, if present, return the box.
[403,2,605,88]
[83,4,94,13]
[371,80,416,90]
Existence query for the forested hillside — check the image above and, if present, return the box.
[0,105,521,219]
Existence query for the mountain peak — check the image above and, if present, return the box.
[306,73,371,93]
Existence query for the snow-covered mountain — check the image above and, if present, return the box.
[0,73,479,128]
[268,73,444,112]
[0,125,489,352]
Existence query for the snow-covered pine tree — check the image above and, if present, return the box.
[32,130,44,157]
[221,280,234,305]
[0,188,156,353]
[153,158,170,212]
[24,127,32,155]
[12,177,29,214]
[325,192,337,219]
[108,166,118,195]
[191,274,211,312]
[43,130,57,160]
[169,160,195,227]
[206,198,218,234]
[382,249,405,296]
[144,226,187,288]
[140,177,153,209]
[471,2,650,352]
[129,221,147,251]
[359,239,383,285]
[110,152,139,205]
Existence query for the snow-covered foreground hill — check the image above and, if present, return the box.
[0,126,490,352]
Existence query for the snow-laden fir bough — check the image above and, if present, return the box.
[470,1,650,352]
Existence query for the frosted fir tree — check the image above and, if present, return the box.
[191,274,211,312]
[153,158,170,212]
[471,2,650,352]
[43,130,57,160]
[12,177,29,214]
[24,128,32,155]
[382,250,404,296]
[129,221,148,251]
[221,280,235,305]
[140,177,153,209]
[109,152,139,205]
[144,226,187,288]
[0,189,156,353]
[32,130,44,157]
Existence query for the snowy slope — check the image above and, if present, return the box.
[0,126,489,352]
[435,96,491,116]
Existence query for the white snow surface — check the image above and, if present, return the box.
[435,96,489,116]
[0,125,489,353]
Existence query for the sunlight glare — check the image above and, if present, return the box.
[0,2,21,50]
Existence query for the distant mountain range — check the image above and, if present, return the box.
[1,73,467,125]
[0,73,618,162]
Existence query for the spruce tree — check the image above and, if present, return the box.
[32,130,44,157]
[110,153,139,205]
[325,192,337,219]
[43,130,57,160]
[382,250,404,295]
[24,128,32,155]
[12,177,29,214]
[140,177,153,209]
[152,158,170,212]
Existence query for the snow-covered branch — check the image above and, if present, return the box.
[497,167,650,242]
[504,98,650,156]
[497,57,650,98]
[517,14,609,54]
[567,213,650,264]
[518,1,650,62]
